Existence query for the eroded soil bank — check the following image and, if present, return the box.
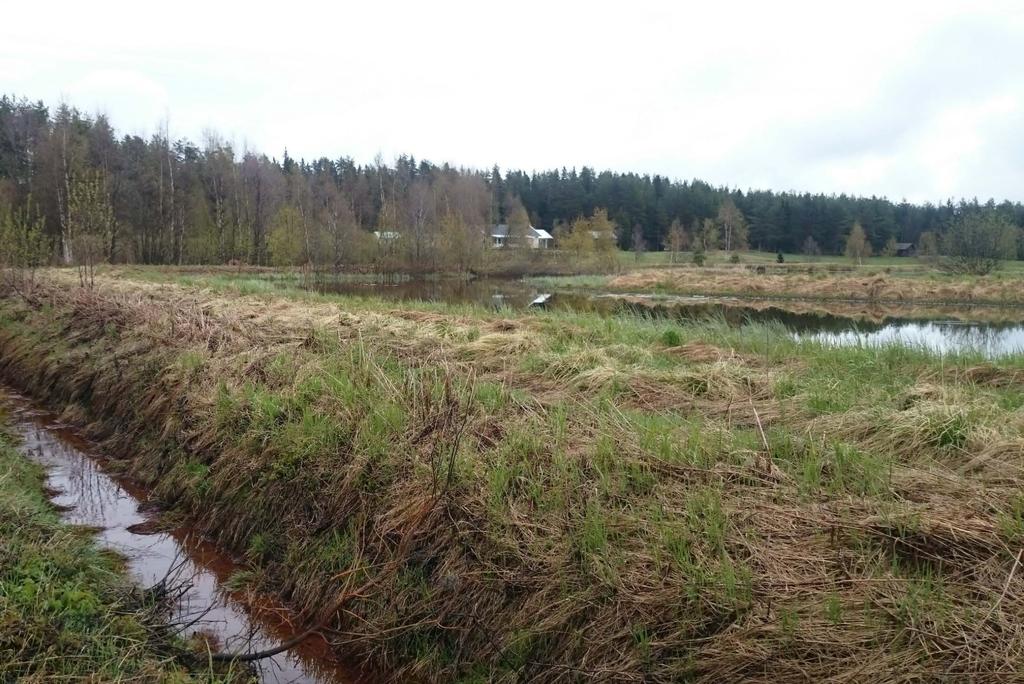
[1,271,1023,682]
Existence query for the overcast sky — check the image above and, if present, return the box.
[3,1,1022,203]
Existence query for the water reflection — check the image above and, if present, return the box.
[305,276,1024,358]
[1,392,362,684]
[801,321,1024,357]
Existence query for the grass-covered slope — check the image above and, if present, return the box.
[1,270,1023,682]
[0,427,243,681]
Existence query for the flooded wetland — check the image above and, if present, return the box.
[305,274,1024,358]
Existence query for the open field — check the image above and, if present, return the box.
[0,421,245,681]
[1,268,1023,681]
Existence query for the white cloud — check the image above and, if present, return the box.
[66,69,170,130]
[2,0,1023,201]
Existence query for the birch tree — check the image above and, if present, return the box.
[664,219,689,263]
[716,198,748,252]
[844,222,871,265]
[69,170,114,287]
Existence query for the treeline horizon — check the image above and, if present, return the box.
[3,94,1024,269]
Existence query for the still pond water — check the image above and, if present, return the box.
[304,277,1024,359]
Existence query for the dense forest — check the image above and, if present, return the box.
[2,95,1023,269]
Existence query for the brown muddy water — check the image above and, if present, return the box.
[0,387,367,684]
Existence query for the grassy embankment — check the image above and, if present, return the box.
[0,423,246,681]
[533,259,1024,307]
[1,268,1023,681]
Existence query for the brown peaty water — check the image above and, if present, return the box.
[0,387,368,684]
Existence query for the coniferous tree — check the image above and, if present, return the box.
[0,94,1021,270]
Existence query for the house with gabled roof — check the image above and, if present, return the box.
[490,224,554,249]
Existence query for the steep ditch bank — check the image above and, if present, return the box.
[0,282,538,682]
[0,386,363,683]
[0,409,234,680]
[0,287,398,680]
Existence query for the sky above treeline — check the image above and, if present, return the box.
[3,0,1022,204]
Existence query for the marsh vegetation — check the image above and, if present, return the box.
[1,267,1022,681]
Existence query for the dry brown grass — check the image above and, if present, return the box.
[610,266,1024,305]
[1,272,1023,682]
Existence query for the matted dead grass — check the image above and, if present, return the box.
[610,266,1024,305]
[2,272,1023,682]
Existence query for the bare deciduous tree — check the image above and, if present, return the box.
[664,219,689,263]
[632,224,646,263]
[941,212,1018,275]
[802,235,821,257]
[716,198,748,252]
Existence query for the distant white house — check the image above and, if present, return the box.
[527,227,554,248]
[373,231,401,242]
[490,224,554,249]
